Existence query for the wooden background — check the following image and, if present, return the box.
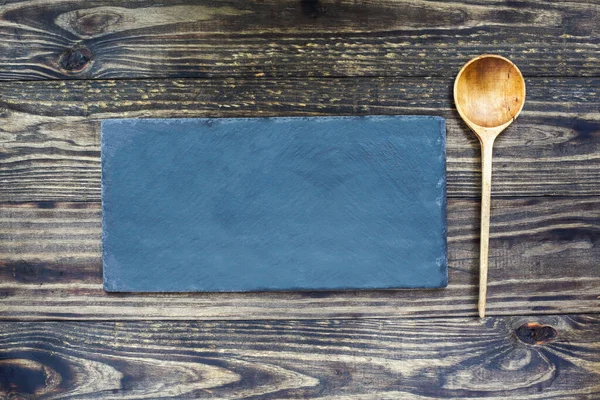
[0,0,599,398]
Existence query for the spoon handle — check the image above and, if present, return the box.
[479,140,494,318]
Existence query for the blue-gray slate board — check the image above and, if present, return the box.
[102,116,447,292]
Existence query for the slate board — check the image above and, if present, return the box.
[102,116,447,292]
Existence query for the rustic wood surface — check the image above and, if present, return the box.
[0,77,599,201]
[1,316,599,399]
[1,197,598,320]
[0,0,599,80]
[1,0,599,398]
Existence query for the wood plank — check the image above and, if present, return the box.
[0,0,599,80]
[1,77,599,201]
[1,315,599,398]
[0,197,598,320]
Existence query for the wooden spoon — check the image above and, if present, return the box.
[453,55,526,318]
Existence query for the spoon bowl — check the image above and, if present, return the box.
[455,55,526,137]
[453,55,526,318]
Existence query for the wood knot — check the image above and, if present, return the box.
[0,358,62,398]
[516,322,558,345]
[60,46,93,72]
[301,0,327,18]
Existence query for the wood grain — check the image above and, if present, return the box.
[1,77,599,201]
[1,0,598,397]
[0,0,599,80]
[0,197,598,320]
[1,315,599,399]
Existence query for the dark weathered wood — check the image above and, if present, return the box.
[1,1,598,397]
[1,315,599,398]
[1,77,599,201]
[0,0,599,80]
[0,197,598,320]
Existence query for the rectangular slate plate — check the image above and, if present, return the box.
[102,116,447,292]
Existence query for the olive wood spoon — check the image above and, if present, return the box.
[453,55,526,318]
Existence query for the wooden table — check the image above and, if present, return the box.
[1,1,599,398]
